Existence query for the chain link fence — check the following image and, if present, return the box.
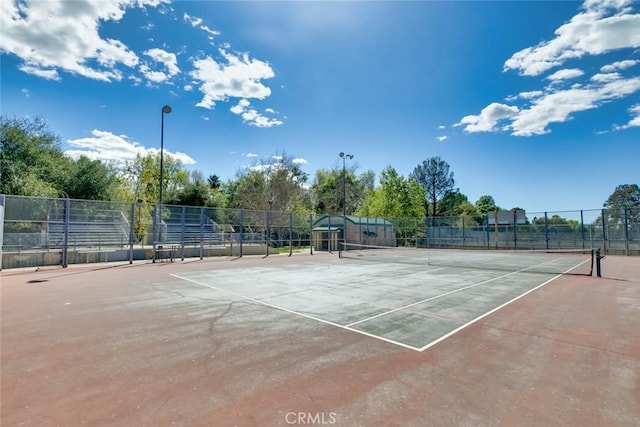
[1,194,637,268]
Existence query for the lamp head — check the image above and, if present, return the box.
[339,152,344,158]
[162,105,172,114]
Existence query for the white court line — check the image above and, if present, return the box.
[170,273,422,352]
[346,256,569,327]
[416,257,592,352]
[171,256,590,353]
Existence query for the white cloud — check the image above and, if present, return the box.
[139,48,180,83]
[455,103,520,133]
[183,12,219,40]
[183,13,203,27]
[504,0,640,76]
[230,99,283,128]
[600,59,639,72]
[614,104,640,130]
[184,84,193,91]
[438,125,446,129]
[65,129,196,165]
[436,136,448,142]
[591,72,621,82]
[190,49,275,109]
[21,88,29,97]
[0,0,169,81]
[459,1,640,137]
[244,153,259,158]
[546,68,585,81]
[511,76,640,136]
[18,64,60,80]
[292,158,307,165]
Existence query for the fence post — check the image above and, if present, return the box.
[289,212,293,257]
[624,207,629,256]
[61,198,70,267]
[602,209,608,254]
[181,206,186,259]
[309,213,313,255]
[513,210,517,251]
[485,215,490,249]
[239,209,244,258]
[199,207,204,260]
[0,195,4,271]
[152,205,157,263]
[129,203,135,264]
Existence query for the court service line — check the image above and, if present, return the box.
[345,256,575,328]
[417,272,562,352]
[170,273,422,352]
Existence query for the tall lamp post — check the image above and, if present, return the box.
[339,152,354,252]
[159,105,172,208]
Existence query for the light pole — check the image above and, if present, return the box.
[159,105,172,208]
[339,152,354,251]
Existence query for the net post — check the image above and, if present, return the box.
[544,212,549,250]
[580,210,585,250]
[595,248,602,277]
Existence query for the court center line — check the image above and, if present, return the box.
[170,273,422,352]
[345,256,580,327]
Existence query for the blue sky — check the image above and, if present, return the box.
[1,0,639,214]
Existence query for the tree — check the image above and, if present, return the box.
[228,152,309,211]
[410,156,455,217]
[0,116,70,197]
[120,152,190,205]
[65,155,119,200]
[603,184,640,224]
[475,195,499,214]
[438,190,470,216]
[356,166,425,218]
[207,174,221,190]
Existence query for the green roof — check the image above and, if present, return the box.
[313,215,394,227]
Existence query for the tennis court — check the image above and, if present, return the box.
[172,247,598,351]
[2,249,639,426]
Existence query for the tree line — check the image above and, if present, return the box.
[1,116,638,225]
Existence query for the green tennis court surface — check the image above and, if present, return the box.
[174,253,576,350]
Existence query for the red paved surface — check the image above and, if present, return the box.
[1,254,639,426]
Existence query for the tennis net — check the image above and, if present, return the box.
[338,242,602,276]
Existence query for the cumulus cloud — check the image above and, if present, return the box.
[139,48,180,83]
[191,49,275,109]
[230,99,283,128]
[591,72,622,82]
[511,76,640,136]
[459,1,640,137]
[546,68,585,81]
[436,136,448,142]
[455,103,520,133]
[65,129,196,165]
[504,0,640,76]
[600,59,639,72]
[292,158,307,165]
[0,0,169,81]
